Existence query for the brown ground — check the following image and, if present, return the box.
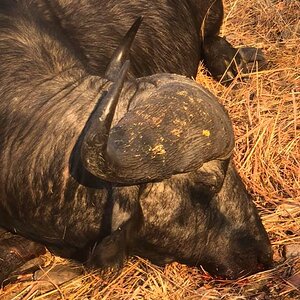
[1,0,299,299]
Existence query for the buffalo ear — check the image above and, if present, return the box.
[192,159,230,197]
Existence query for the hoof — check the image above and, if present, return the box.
[238,47,267,72]
[202,36,266,84]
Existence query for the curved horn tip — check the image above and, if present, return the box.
[105,17,143,81]
[131,16,143,32]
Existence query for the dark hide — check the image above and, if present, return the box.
[30,0,221,77]
[0,0,272,281]
[28,0,262,83]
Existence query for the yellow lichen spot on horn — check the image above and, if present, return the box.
[171,128,182,137]
[151,116,163,127]
[150,144,166,157]
[202,130,211,137]
[177,90,188,96]
[172,119,187,126]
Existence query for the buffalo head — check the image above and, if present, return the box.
[81,18,273,279]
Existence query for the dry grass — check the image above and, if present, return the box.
[1,0,299,299]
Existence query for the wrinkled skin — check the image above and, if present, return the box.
[0,0,272,282]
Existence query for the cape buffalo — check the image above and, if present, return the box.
[0,0,272,283]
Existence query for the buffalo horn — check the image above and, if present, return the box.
[80,60,130,180]
[105,16,143,81]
